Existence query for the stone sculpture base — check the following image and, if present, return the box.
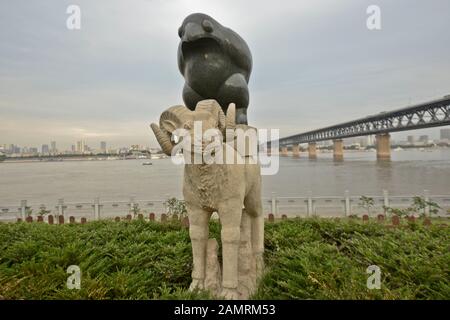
[204,210,264,299]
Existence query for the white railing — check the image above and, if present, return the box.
[264,190,449,218]
[0,190,449,223]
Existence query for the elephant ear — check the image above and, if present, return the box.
[194,99,226,134]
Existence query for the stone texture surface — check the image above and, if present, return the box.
[177,13,252,124]
[308,142,317,159]
[237,211,257,299]
[204,239,222,297]
[151,100,264,300]
[333,139,344,161]
[376,133,391,160]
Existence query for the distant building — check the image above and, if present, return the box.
[418,135,429,144]
[100,141,107,153]
[29,147,38,154]
[130,144,141,151]
[407,135,415,144]
[440,128,450,140]
[76,140,86,153]
[41,144,49,154]
[71,145,76,152]
[367,135,375,146]
[51,141,57,153]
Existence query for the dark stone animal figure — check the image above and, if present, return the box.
[177,13,252,124]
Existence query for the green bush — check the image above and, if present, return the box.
[0,218,448,299]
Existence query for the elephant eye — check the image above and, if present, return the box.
[202,19,213,33]
[178,26,184,38]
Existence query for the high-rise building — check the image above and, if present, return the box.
[440,129,450,140]
[367,135,375,146]
[76,140,86,153]
[41,144,49,154]
[10,145,20,154]
[51,141,57,153]
[100,141,107,153]
[71,145,76,152]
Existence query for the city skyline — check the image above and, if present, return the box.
[2,128,450,155]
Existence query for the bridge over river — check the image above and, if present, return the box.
[270,95,450,160]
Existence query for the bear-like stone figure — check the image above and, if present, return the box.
[177,13,252,124]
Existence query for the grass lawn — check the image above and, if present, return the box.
[0,218,448,299]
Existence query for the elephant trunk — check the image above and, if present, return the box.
[151,123,174,156]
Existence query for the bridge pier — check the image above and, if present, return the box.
[292,145,300,158]
[308,142,317,159]
[376,133,391,160]
[280,146,288,157]
[333,139,344,161]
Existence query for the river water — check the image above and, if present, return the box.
[0,149,449,206]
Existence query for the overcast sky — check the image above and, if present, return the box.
[1,0,449,149]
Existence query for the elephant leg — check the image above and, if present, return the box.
[217,73,249,125]
[187,205,211,291]
[183,82,205,111]
[219,200,243,299]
